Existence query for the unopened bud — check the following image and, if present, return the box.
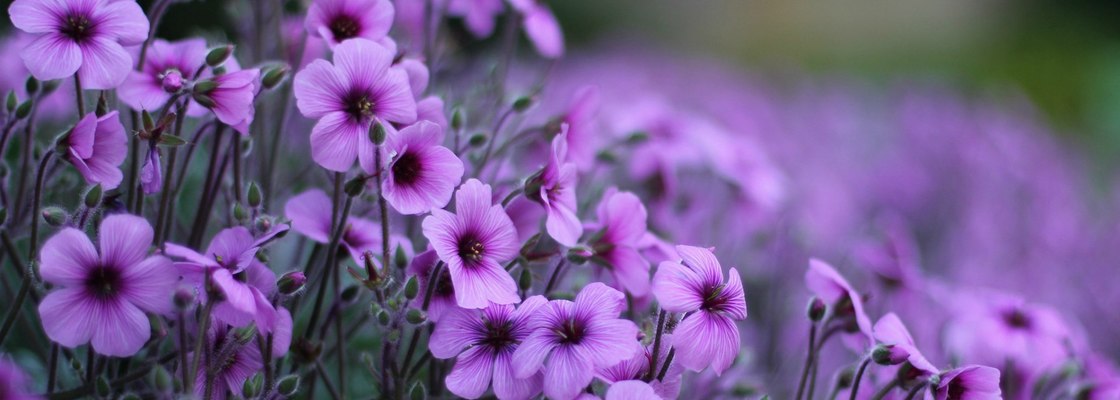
[519,268,532,291]
[341,284,360,302]
[15,100,32,119]
[254,216,272,233]
[95,92,109,116]
[277,374,300,396]
[377,309,391,326]
[192,79,218,95]
[262,65,289,89]
[247,182,262,208]
[41,79,60,95]
[95,376,110,397]
[232,202,248,222]
[404,276,419,300]
[512,96,533,112]
[406,309,426,324]
[807,297,826,322]
[41,206,67,227]
[835,365,855,389]
[205,45,234,67]
[152,366,173,392]
[242,373,263,398]
[394,246,408,269]
[872,344,908,366]
[565,246,592,265]
[173,288,195,310]
[161,69,184,93]
[149,314,167,338]
[142,109,156,132]
[70,357,82,371]
[468,133,487,147]
[409,381,426,400]
[83,184,102,209]
[344,176,366,197]
[5,91,16,113]
[235,325,258,344]
[370,122,386,145]
[450,107,464,131]
[278,271,307,295]
[192,92,216,109]
[25,77,38,96]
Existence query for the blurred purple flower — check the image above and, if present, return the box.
[430,296,548,399]
[935,365,1002,400]
[406,249,457,322]
[873,313,938,376]
[191,322,264,400]
[196,68,260,135]
[285,189,412,267]
[805,258,874,349]
[62,111,128,190]
[139,144,161,194]
[305,0,395,48]
[509,0,564,58]
[511,283,640,400]
[38,215,176,356]
[0,357,39,400]
[383,121,464,215]
[585,188,650,296]
[604,380,661,400]
[8,0,148,88]
[446,0,504,38]
[652,245,746,375]
[945,292,1073,377]
[530,126,581,247]
[422,179,520,308]
[293,38,416,172]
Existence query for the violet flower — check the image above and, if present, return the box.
[430,296,548,399]
[165,226,288,333]
[383,120,465,215]
[585,188,651,296]
[293,38,417,172]
[528,126,581,247]
[422,179,521,308]
[0,357,39,400]
[935,365,1002,400]
[305,0,395,48]
[406,249,457,323]
[805,258,874,349]
[944,292,1072,376]
[605,380,662,400]
[191,322,264,400]
[446,0,505,38]
[596,334,683,399]
[285,189,412,266]
[194,68,260,135]
[8,0,148,88]
[37,215,177,356]
[651,245,746,375]
[509,0,564,58]
[873,313,938,377]
[118,38,208,113]
[61,111,128,190]
[511,283,640,400]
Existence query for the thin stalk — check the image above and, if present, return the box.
[178,311,189,390]
[656,348,676,381]
[73,74,84,117]
[230,133,242,202]
[47,344,59,394]
[848,356,873,400]
[902,383,927,400]
[645,310,668,381]
[870,378,900,400]
[795,322,819,400]
[27,149,55,263]
[314,360,342,400]
[186,301,215,393]
[543,259,566,294]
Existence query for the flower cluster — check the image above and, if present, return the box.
[0,0,1115,399]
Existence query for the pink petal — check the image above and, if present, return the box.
[164,243,217,267]
[579,318,641,368]
[211,269,256,316]
[40,228,98,286]
[119,255,176,314]
[78,37,133,89]
[371,67,417,124]
[9,0,65,33]
[310,111,361,172]
[415,96,448,131]
[605,380,661,400]
[94,0,149,45]
[805,258,851,303]
[492,349,543,400]
[522,5,564,58]
[399,58,429,97]
[429,308,484,359]
[68,112,99,159]
[511,329,557,379]
[448,259,520,309]
[574,282,626,323]
[284,190,334,243]
[544,346,592,400]
[600,190,647,245]
[651,261,704,313]
[293,59,347,118]
[672,311,740,375]
[38,287,97,348]
[675,245,723,287]
[332,37,392,90]
[607,247,650,297]
[271,307,293,358]
[358,0,396,40]
[722,268,748,320]
[89,298,150,357]
[545,200,581,247]
[98,214,153,268]
[204,227,256,270]
[21,32,81,81]
[446,346,495,399]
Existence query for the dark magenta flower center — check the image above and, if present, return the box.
[946,378,966,399]
[344,92,376,121]
[1002,309,1032,330]
[457,235,485,266]
[329,16,361,41]
[392,152,423,185]
[701,283,730,312]
[61,14,94,42]
[481,318,516,349]
[554,319,586,345]
[85,266,123,299]
[434,268,455,296]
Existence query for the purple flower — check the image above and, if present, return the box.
[139,144,161,194]
[192,322,264,400]
[406,249,457,322]
[528,126,581,247]
[596,334,683,399]
[422,179,521,308]
[446,0,505,38]
[118,38,208,113]
[604,380,662,400]
[509,0,564,58]
[651,245,746,375]
[383,121,464,215]
[305,0,395,48]
[805,258,874,349]
[8,0,148,88]
[873,313,938,376]
[62,111,128,190]
[585,188,651,296]
[166,226,288,332]
[37,215,176,356]
[430,296,548,399]
[934,365,1002,400]
[511,283,640,400]
[196,68,260,135]
[944,292,1072,376]
[293,38,417,172]
[0,356,42,400]
[285,189,412,266]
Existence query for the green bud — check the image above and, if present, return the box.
[595,149,617,164]
[404,276,419,300]
[149,314,166,338]
[406,309,426,324]
[15,100,32,119]
[377,309,391,326]
[394,245,408,269]
[519,268,532,291]
[835,365,855,389]
[262,65,290,89]
[277,271,307,295]
[235,325,258,345]
[341,284,360,302]
[369,303,383,316]
[233,202,248,222]
[242,373,263,398]
[409,381,426,400]
[512,96,533,112]
[142,110,156,132]
[247,182,262,208]
[192,80,218,95]
[205,45,234,67]
[25,77,39,96]
[5,91,16,113]
[83,184,103,209]
[344,176,366,197]
[626,130,649,144]
[277,374,300,396]
[158,134,188,146]
[41,79,60,95]
[96,376,111,397]
[450,107,464,131]
[807,297,826,322]
[370,122,386,145]
[41,206,67,227]
[153,366,173,392]
[468,133,488,147]
[70,357,82,371]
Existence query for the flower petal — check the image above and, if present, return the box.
[651,261,704,313]
[9,0,65,33]
[573,282,626,323]
[21,32,81,81]
[119,255,176,314]
[94,0,149,45]
[310,111,361,172]
[38,287,97,348]
[89,298,150,357]
[284,190,334,243]
[492,349,543,400]
[99,214,153,268]
[544,346,593,400]
[77,37,132,89]
[445,346,496,399]
[429,308,485,359]
[293,59,347,118]
[448,259,520,309]
[511,328,558,379]
[672,311,740,375]
[40,228,98,286]
[605,380,661,400]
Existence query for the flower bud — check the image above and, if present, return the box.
[519,268,533,291]
[161,69,184,93]
[277,374,300,396]
[254,216,273,233]
[451,107,464,131]
[173,288,195,310]
[595,149,617,164]
[403,276,419,300]
[512,96,534,112]
[95,92,109,116]
[192,93,216,108]
[370,122,387,145]
[192,79,218,95]
[566,246,593,265]
[149,314,167,338]
[468,133,487,147]
[807,297,826,322]
[377,309,391,326]
[205,45,234,67]
[95,376,111,397]
[242,373,263,398]
[409,381,426,400]
[835,365,855,389]
[15,100,32,119]
[83,184,102,209]
[406,309,426,324]
[25,77,38,96]
[5,91,16,113]
[232,202,248,222]
[394,245,408,269]
[277,271,307,295]
[152,366,173,392]
[235,325,258,344]
[341,284,361,302]
[262,65,289,89]
[41,79,60,95]
[141,109,156,132]
[70,357,82,371]
[344,175,366,197]
[247,181,262,208]
[41,206,67,227]
[872,344,909,366]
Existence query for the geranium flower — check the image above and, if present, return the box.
[284,189,413,266]
[873,313,938,378]
[511,283,640,400]
[805,258,874,349]
[305,0,395,48]
[37,215,177,356]
[446,0,504,38]
[0,357,39,400]
[191,321,264,400]
[651,245,746,375]
[383,121,464,215]
[406,249,457,323]
[508,0,564,58]
[118,38,209,113]
[596,334,683,399]
[61,111,128,190]
[194,68,260,135]
[8,0,148,88]
[934,365,1002,400]
[528,126,581,247]
[585,188,650,296]
[422,179,521,308]
[293,38,416,172]
[429,296,548,399]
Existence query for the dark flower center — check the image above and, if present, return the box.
[480,318,516,349]
[329,16,361,41]
[554,319,586,345]
[344,93,375,121]
[392,152,423,185]
[701,283,729,312]
[1002,309,1032,330]
[434,268,454,296]
[946,378,966,399]
[85,266,122,299]
[457,235,485,266]
[61,14,94,42]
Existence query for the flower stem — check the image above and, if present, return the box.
[73,74,84,117]
[848,355,873,400]
[187,300,215,393]
[902,382,928,400]
[657,347,676,381]
[543,259,566,294]
[870,378,900,400]
[28,149,55,264]
[795,322,818,400]
[645,309,668,382]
